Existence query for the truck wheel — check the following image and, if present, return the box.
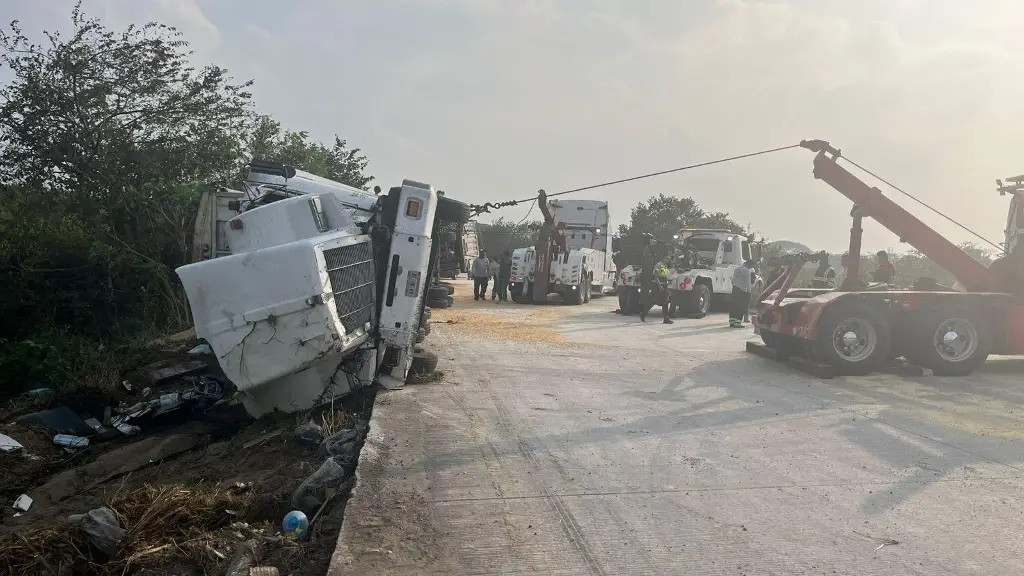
[626,289,642,314]
[427,298,449,309]
[565,286,583,305]
[903,308,990,376]
[409,350,439,376]
[813,302,891,375]
[617,289,630,313]
[427,286,449,301]
[511,284,526,303]
[685,285,711,319]
[440,282,456,295]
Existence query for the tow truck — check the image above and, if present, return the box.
[509,192,616,304]
[752,140,1024,376]
[175,161,469,416]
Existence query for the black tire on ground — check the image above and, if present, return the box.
[813,301,891,375]
[685,284,711,319]
[617,289,630,313]
[409,350,439,376]
[427,298,450,309]
[625,288,642,315]
[436,196,472,223]
[564,285,583,305]
[511,284,526,303]
[439,282,456,295]
[902,307,991,376]
[427,286,449,301]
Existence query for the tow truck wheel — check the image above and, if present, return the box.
[814,302,891,375]
[903,308,990,376]
[565,285,583,305]
[685,285,711,319]
[510,283,526,303]
[617,289,630,314]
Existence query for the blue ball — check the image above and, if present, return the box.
[282,510,309,539]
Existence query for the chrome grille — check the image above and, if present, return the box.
[323,242,375,334]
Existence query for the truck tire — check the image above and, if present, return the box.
[436,196,472,223]
[625,288,641,315]
[565,286,583,305]
[902,307,990,376]
[427,298,449,309]
[511,283,526,303]
[440,282,456,295]
[427,286,449,301]
[409,350,439,376]
[813,301,891,375]
[617,289,629,313]
[685,284,711,318]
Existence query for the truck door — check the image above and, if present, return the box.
[190,187,245,262]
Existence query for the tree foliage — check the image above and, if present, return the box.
[246,115,372,189]
[477,217,541,255]
[614,194,745,268]
[0,5,372,395]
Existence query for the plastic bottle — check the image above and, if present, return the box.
[54,434,89,448]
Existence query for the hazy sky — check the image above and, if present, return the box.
[6,0,1024,254]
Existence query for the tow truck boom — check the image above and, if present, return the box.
[801,139,995,292]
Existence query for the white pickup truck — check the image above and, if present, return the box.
[175,161,469,416]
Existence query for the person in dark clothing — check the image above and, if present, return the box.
[471,250,490,300]
[638,238,673,324]
[497,251,513,301]
[811,251,836,288]
[873,250,896,284]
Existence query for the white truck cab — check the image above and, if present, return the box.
[176,161,460,417]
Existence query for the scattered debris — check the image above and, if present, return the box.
[242,430,283,450]
[187,343,213,358]
[68,507,125,555]
[251,567,281,576]
[282,510,310,540]
[25,388,55,398]
[294,422,324,447]
[144,360,207,385]
[0,434,23,452]
[12,494,32,512]
[53,434,89,448]
[291,458,346,517]
[17,406,94,436]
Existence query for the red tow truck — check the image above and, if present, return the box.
[752,140,1024,376]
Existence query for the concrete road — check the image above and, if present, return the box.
[332,285,1024,575]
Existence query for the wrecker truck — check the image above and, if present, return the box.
[617,229,762,318]
[509,191,616,304]
[752,139,1024,377]
[175,161,469,416]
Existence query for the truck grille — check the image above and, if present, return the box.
[323,242,375,335]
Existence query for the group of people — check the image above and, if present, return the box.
[810,250,896,289]
[470,250,513,302]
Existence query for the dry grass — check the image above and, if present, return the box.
[0,482,259,576]
[431,307,588,347]
[319,403,354,438]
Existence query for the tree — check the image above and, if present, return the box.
[245,115,372,189]
[477,217,541,254]
[614,194,744,268]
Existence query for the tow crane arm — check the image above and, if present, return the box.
[800,139,996,292]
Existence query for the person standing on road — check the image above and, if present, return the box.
[489,257,501,301]
[873,250,896,284]
[730,260,755,328]
[471,250,490,301]
[639,238,673,324]
[497,251,513,302]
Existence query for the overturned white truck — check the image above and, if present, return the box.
[175,161,469,417]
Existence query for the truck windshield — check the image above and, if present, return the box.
[683,237,721,255]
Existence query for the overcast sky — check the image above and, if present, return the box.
[6,0,1024,254]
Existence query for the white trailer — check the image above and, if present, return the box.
[176,161,468,416]
[508,199,616,304]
